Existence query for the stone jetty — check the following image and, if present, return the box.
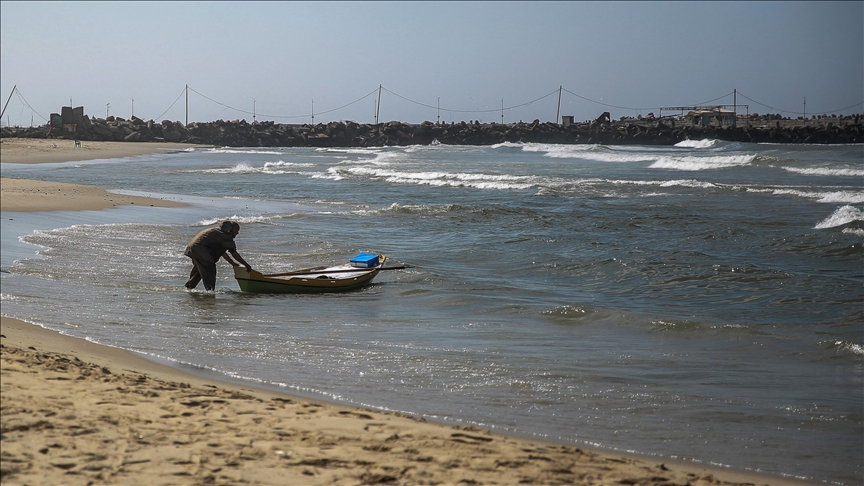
[2,113,861,146]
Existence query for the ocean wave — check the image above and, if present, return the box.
[674,139,720,149]
[198,215,281,226]
[490,142,525,149]
[814,205,864,229]
[650,154,756,171]
[817,192,864,204]
[540,305,611,324]
[330,166,538,191]
[781,166,864,177]
[316,147,382,155]
[379,202,461,215]
[820,340,864,358]
[192,163,259,174]
[205,148,283,155]
[745,187,864,204]
[523,144,652,162]
[263,160,315,169]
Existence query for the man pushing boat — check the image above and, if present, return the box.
[184,220,253,291]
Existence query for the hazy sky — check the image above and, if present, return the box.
[1,1,862,127]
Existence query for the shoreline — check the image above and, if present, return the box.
[0,139,827,485]
[1,138,201,211]
[0,137,206,164]
[1,316,819,485]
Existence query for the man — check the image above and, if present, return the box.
[184,220,253,291]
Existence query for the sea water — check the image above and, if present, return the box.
[1,140,861,484]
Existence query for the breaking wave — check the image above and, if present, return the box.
[674,139,720,149]
[650,154,756,170]
[329,166,538,190]
[814,205,864,229]
[782,166,864,177]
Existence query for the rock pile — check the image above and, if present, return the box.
[2,114,861,146]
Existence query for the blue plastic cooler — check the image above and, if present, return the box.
[350,253,380,268]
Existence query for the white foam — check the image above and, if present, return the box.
[674,139,719,149]
[490,142,524,149]
[817,192,864,204]
[814,205,864,229]
[650,155,756,171]
[205,148,283,155]
[197,163,259,174]
[782,166,864,177]
[333,166,538,190]
[198,215,278,226]
[264,160,315,169]
[317,147,383,155]
[521,143,627,161]
[760,188,864,204]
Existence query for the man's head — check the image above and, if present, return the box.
[220,220,233,233]
[231,222,240,237]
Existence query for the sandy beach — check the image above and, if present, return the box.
[1,138,201,212]
[0,139,820,485]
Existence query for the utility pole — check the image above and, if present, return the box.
[556,85,562,124]
[501,98,504,124]
[132,97,134,118]
[106,103,110,118]
[185,84,189,126]
[253,98,257,123]
[803,97,806,119]
[375,84,382,124]
[733,89,737,127]
[311,99,314,125]
[0,84,16,120]
[437,97,440,124]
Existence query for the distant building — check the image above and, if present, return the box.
[561,115,574,126]
[687,107,737,127]
[58,106,85,132]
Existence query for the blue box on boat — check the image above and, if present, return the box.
[350,252,379,268]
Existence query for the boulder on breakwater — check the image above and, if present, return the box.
[2,113,861,146]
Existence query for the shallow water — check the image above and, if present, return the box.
[2,141,862,484]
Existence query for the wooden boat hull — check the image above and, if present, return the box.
[233,258,384,294]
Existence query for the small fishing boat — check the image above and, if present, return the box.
[233,254,391,294]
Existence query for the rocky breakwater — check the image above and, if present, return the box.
[2,114,861,146]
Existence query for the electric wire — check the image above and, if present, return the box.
[13,87,48,123]
[187,86,379,120]
[381,87,561,114]
[152,86,187,122]
[2,83,862,127]
[736,91,863,116]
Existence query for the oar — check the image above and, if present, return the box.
[263,265,412,277]
[263,266,328,277]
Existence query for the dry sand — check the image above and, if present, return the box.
[1,137,204,165]
[0,139,819,485]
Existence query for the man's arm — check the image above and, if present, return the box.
[227,249,253,272]
[221,251,239,266]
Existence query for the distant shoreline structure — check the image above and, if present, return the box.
[2,112,861,146]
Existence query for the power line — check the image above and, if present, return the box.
[382,86,560,114]
[561,88,736,113]
[152,86,187,122]
[13,87,48,123]
[736,91,863,116]
[186,85,380,120]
